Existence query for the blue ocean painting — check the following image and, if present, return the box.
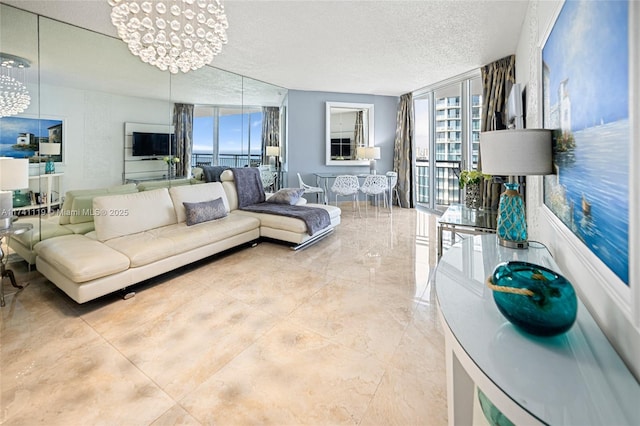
[542,0,629,285]
[0,116,62,159]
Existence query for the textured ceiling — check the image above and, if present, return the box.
[2,0,529,96]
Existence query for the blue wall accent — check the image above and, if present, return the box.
[286,90,398,190]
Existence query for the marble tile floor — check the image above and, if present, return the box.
[1,205,449,425]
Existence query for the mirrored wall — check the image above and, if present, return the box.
[0,2,287,208]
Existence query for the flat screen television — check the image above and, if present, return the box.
[330,138,351,158]
[132,132,176,156]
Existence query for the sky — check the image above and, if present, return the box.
[542,0,628,131]
[193,112,263,154]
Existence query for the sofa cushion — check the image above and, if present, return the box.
[35,235,130,283]
[104,228,176,268]
[93,188,177,242]
[183,198,227,226]
[10,216,74,247]
[266,188,305,205]
[69,195,95,224]
[58,183,138,225]
[169,182,229,223]
[136,178,192,191]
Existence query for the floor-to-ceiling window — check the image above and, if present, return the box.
[193,106,263,167]
[413,72,482,211]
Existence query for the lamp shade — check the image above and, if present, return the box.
[356,146,366,159]
[39,142,61,156]
[0,158,29,190]
[480,129,552,176]
[266,146,280,157]
[364,146,381,160]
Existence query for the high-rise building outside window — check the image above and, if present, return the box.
[413,73,482,211]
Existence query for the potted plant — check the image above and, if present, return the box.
[459,169,490,209]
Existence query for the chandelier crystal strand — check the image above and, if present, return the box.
[0,54,31,118]
[108,0,229,74]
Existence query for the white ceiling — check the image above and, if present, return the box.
[2,0,530,96]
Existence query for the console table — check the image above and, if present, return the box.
[437,204,496,259]
[434,235,639,425]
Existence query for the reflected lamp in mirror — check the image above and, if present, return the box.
[479,129,552,249]
[364,147,381,175]
[39,142,61,174]
[0,158,28,229]
[266,146,280,171]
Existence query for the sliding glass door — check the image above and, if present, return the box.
[413,73,482,211]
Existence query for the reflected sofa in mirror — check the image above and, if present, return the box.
[325,101,374,166]
[0,3,287,254]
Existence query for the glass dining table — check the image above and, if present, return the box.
[314,173,393,210]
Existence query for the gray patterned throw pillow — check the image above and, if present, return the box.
[183,197,227,226]
[266,188,305,205]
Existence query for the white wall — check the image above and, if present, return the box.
[40,84,174,192]
[518,0,640,380]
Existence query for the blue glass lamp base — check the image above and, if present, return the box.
[45,159,55,174]
[496,182,528,249]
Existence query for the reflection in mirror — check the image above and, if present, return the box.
[326,102,374,166]
[1,3,287,189]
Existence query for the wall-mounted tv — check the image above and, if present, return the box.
[132,132,176,156]
[330,138,351,158]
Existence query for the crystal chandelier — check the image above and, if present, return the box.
[0,54,31,118]
[108,0,229,74]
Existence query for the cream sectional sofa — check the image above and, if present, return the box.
[34,176,340,304]
[9,183,139,265]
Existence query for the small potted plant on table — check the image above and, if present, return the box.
[459,169,490,209]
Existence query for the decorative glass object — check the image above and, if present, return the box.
[108,0,229,74]
[477,388,515,426]
[45,159,55,174]
[465,182,481,209]
[496,182,527,248]
[487,261,578,337]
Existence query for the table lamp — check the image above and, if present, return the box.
[266,145,279,171]
[479,129,552,249]
[0,158,29,229]
[39,142,60,174]
[364,146,381,174]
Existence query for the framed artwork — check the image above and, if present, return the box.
[0,116,63,163]
[542,0,629,286]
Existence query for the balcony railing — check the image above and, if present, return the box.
[415,160,463,206]
[191,153,262,168]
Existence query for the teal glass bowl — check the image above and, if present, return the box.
[489,261,577,337]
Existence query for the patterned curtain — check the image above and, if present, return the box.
[353,110,364,159]
[479,54,516,209]
[261,107,280,164]
[173,103,194,178]
[393,93,414,208]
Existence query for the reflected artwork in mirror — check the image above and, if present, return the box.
[325,101,374,166]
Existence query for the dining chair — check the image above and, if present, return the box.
[297,173,326,204]
[386,171,400,209]
[330,175,361,216]
[258,166,276,192]
[360,174,389,216]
